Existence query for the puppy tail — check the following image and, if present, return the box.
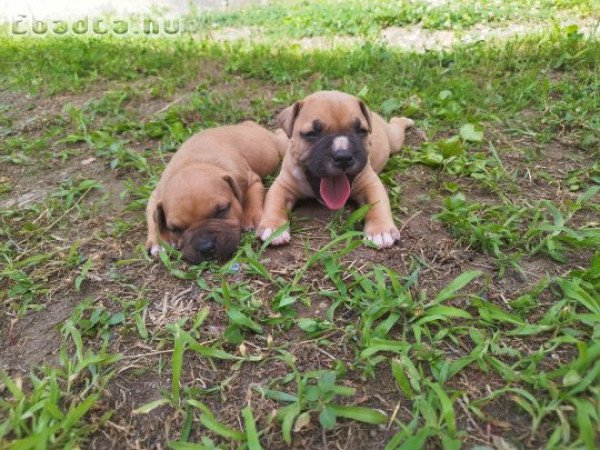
[387,117,414,154]
[273,128,289,159]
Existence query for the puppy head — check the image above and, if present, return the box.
[155,165,244,263]
[278,91,372,210]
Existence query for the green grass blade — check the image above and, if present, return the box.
[133,398,171,414]
[63,393,99,431]
[387,426,432,450]
[191,306,210,332]
[179,407,193,442]
[227,308,263,334]
[431,270,482,305]
[559,279,600,314]
[200,413,245,442]
[0,371,25,401]
[280,403,301,445]
[427,381,456,435]
[572,399,596,450]
[169,442,207,450]
[421,306,473,320]
[190,400,245,442]
[262,389,299,403]
[187,342,241,360]
[242,405,262,450]
[329,405,387,425]
[391,359,414,400]
[171,326,186,404]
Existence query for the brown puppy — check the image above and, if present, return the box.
[257,91,413,249]
[146,121,287,263]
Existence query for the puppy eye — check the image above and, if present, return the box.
[300,130,321,141]
[355,126,368,136]
[169,226,184,234]
[214,203,231,219]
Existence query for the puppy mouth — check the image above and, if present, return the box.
[302,132,368,210]
[304,169,357,211]
[320,174,351,210]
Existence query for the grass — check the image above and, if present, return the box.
[1,2,600,449]
[0,313,120,448]
[188,0,600,38]
[435,188,600,274]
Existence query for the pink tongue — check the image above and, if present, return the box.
[320,175,351,210]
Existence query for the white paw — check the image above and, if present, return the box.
[150,244,164,257]
[259,227,291,246]
[365,227,400,249]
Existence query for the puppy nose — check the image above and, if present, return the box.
[196,236,216,255]
[332,150,354,169]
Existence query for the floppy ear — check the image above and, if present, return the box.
[223,175,244,203]
[277,101,303,137]
[154,202,167,233]
[358,100,373,134]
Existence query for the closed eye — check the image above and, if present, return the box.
[300,129,321,141]
[353,118,368,136]
[169,225,184,234]
[354,123,368,135]
[214,203,231,219]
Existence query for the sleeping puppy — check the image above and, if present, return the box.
[257,90,413,249]
[146,121,287,263]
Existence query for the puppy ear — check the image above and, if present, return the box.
[277,101,303,137]
[154,202,167,233]
[223,175,244,203]
[358,100,373,134]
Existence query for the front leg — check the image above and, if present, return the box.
[242,177,266,231]
[257,177,298,246]
[145,189,163,257]
[353,170,399,249]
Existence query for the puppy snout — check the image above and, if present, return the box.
[196,235,216,255]
[332,149,354,169]
[331,136,354,169]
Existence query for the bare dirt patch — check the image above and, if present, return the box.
[0,294,79,372]
[1,50,598,449]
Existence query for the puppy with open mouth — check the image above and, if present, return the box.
[257,91,413,249]
[146,121,287,264]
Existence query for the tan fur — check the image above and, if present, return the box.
[258,91,413,248]
[146,121,287,261]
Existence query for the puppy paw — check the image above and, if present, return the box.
[147,243,164,257]
[364,224,400,249]
[257,226,291,246]
[391,117,414,129]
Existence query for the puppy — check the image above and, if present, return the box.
[146,121,287,263]
[257,91,413,249]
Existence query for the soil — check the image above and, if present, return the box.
[1,69,597,450]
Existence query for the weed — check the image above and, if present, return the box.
[435,188,600,274]
[0,307,121,448]
[188,0,598,39]
[1,4,600,449]
[259,369,387,444]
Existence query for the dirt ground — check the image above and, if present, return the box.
[1,29,599,447]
